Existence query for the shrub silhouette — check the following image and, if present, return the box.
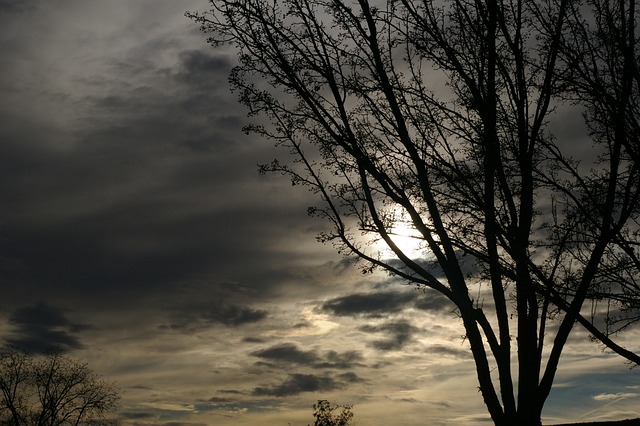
[308,400,354,426]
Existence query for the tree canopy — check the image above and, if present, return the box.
[0,348,119,426]
[188,0,640,424]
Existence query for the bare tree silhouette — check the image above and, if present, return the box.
[188,0,640,424]
[0,348,119,426]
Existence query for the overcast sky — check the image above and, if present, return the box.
[1,1,639,425]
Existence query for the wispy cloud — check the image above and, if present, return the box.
[593,393,640,401]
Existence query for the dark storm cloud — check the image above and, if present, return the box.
[251,343,364,369]
[0,35,313,311]
[321,290,450,317]
[358,321,419,351]
[0,223,238,305]
[4,302,90,353]
[252,373,342,397]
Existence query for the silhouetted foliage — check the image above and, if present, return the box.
[308,400,354,426]
[0,348,119,426]
[188,0,640,425]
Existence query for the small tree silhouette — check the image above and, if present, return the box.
[0,347,120,426]
[308,400,354,426]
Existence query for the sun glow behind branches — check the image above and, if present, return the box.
[372,210,427,260]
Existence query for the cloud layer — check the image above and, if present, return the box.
[0,2,639,426]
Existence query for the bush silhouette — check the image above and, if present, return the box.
[308,400,354,426]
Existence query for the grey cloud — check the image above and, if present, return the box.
[414,291,452,313]
[162,303,268,331]
[218,389,243,395]
[160,423,208,426]
[0,1,320,317]
[359,321,419,351]
[172,50,236,118]
[392,397,420,403]
[205,304,268,326]
[452,415,495,423]
[251,343,319,366]
[242,336,266,343]
[252,373,342,397]
[194,399,274,413]
[4,302,91,353]
[337,372,365,383]
[251,343,364,369]
[321,291,416,317]
[426,345,472,359]
[0,0,37,12]
[176,50,232,82]
[387,252,481,278]
[121,422,209,426]
[207,397,232,403]
[0,2,396,424]
[0,225,233,306]
[0,136,310,307]
[316,350,365,369]
[119,411,156,420]
[321,290,450,317]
